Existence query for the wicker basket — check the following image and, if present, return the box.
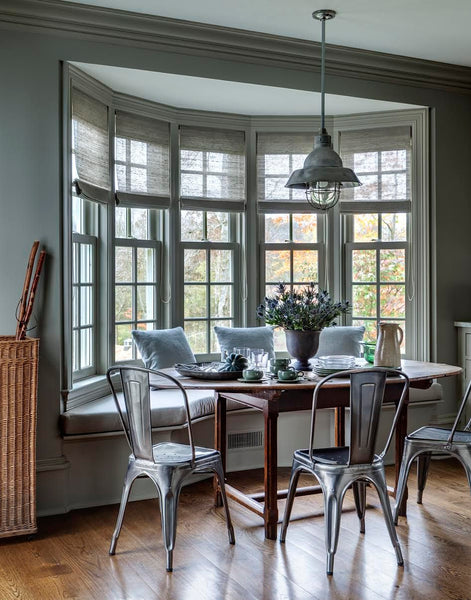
[0,336,39,538]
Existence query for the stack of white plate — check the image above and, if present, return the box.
[314,355,357,376]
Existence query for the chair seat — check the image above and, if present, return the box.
[152,442,219,465]
[408,426,471,443]
[295,447,382,467]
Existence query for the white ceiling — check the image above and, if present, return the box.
[73,63,416,116]
[61,0,471,67]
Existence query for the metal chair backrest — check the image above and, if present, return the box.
[106,366,195,463]
[310,367,410,465]
[448,378,471,444]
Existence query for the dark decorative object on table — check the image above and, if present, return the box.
[257,283,350,370]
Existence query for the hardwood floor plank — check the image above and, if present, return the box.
[0,461,470,599]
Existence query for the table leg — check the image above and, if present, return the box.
[335,407,345,446]
[263,406,279,540]
[395,389,409,516]
[214,392,226,507]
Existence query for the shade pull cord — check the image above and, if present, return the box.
[407,240,415,302]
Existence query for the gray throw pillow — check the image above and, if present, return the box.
[315,326,365,358]
[213,326,275,360]
[132,327,196,369]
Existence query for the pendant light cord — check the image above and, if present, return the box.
[320,15,326,132]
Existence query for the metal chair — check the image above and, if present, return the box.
[394,378,471,523]
[280,367,409,576]
[106,366,235,571]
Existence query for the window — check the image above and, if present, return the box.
[179,126,245,355]
[70,88,110,380]
[340,125,413,353]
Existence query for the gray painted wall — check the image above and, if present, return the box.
[0,22,470,513]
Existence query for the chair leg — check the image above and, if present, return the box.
[323,482,344,576]
[213,460,235,545]
[279,461,302,543]
[416,453,431,504]
[371,469,404,567]
[109,463,137,555]
[352,480,367,533]
[394,442,416,524]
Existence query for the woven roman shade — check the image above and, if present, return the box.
[339,126,412,213]
[115,110,170,209]
[72,88,111,204]
[180,126,246,211]
[257,131,320,213]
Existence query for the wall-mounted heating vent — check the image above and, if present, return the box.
[227,430,263,450]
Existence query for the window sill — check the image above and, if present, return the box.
[66,375,111,411]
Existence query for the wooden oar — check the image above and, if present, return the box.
[15,241,39,339]
[17,250,46,340]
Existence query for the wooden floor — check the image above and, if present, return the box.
[1,460,470,600]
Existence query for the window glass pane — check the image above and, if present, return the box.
[207,212,229,242]
[80,244,93,283]
[73,330,79,372]
[72,197,82,234]
[72,243,79,284]
[382,172,406,200]
[115,285,133,322]
[380,249,405,282]
[115,246,132,282]
[210,319,232,353]
[181,150,203,171]
[137,248,155,283]
[184,321,207,354]
[354,174,378,200]
[130,167,147,192]
[353,319,377,342]
[184,286,207,318]
[72,287,79,328]
[353,214,378,242]
[115,164,127,190]
[265,177,290,200]
[380,285,406,318]
[352,249,376,282]
[80,328,92,369]
[292,154,306,170]
[265,250,290,282]
[352,284,377,318]
[381,149,406,171]
[136,286,155,320]
[381,213,407,241]
[115,206,127,238]
[354,152,377,172]
[181,210,204,241]
[265,214,289,243]
[210,285,232,318]
[206,175,222,198]
[293,250,318,282]
[210,250,232,282]
[292,214,317,243]
[264,154,289,174]
[115,137,126,162]
[130,140,147,165]
[207,152,224,172]
[184,249,206,282]
[181,173,203,196]
[115,324,133,362]
[130,208,148,240]
[80,286,92,326]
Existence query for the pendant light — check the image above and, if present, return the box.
[286,9,361,210]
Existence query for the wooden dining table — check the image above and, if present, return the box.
[161,360,461,540]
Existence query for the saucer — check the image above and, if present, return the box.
[276,377,304,384]
[237,377,266,383]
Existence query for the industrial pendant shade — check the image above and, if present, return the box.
[286,9,361,210]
